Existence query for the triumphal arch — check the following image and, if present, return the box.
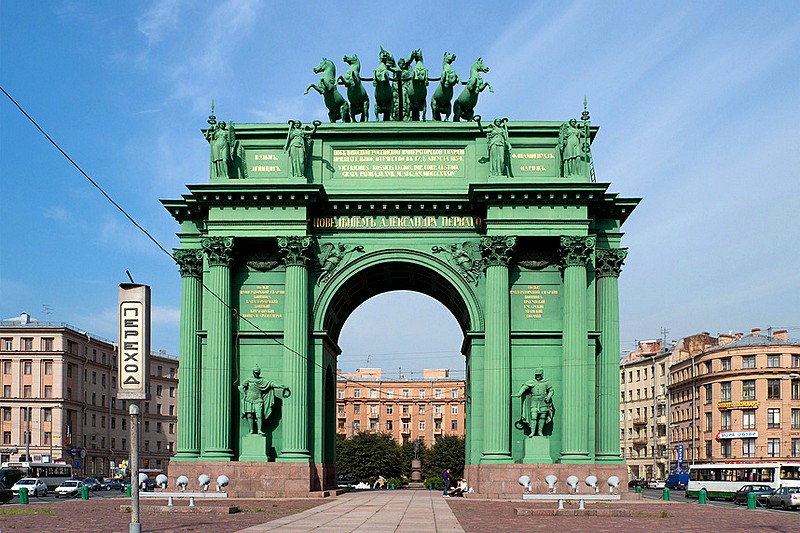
[163,49,638,496]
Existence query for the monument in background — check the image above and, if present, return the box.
[163,48,639,497]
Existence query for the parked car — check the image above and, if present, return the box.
[647,479,666,489]
[0,481,14,504]
[119,478,132,492]
[11,478,48,497]
[766,486,800,510]
[628,478,645,489]
[54,480,84,498]
[101,479,125,491]
[732,484,774,505]
[82,477,101,491]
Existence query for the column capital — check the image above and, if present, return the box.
[559,235,595,268]
[201,236,235,267]
[480,236,517,268]
[595,248,628,278]
[278,236,314,266]
[173,248,203,278]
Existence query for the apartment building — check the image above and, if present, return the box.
[0,313,178,476]
[336,368,465,445]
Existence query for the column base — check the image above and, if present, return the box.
[277,451,312,462]
[480,452,513,464]
[202,450,234,461]
[172,451,201,461]
[558,453,593,464]
[595,453,625,463]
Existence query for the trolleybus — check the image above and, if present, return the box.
[0,462,73,491]
[686,462,800,500]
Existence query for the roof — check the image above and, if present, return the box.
[707,334,800,353]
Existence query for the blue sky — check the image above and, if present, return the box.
[1,1,798,377]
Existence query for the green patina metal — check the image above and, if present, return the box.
[163,82,638,485]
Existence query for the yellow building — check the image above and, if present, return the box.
[0,313,178,476]
[336,368,465,445]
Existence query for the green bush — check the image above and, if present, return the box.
[424,476,444,490]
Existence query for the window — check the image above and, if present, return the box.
[402,389,409,399]
[767,379,781,399]
[402,405,409,414]
[419,421,425,430]
[122,438,127,449]
[122,418,128,430]
[705,440,713,458]
[742,380,756,400]
[742,409,756,429]
[145,421,150,432]
[720,440,732,458]
[1,408,9,421]
[793,409,800,429]
[144,440,150,451]
[337,404,344,414]
[101,416,106,428]
[720,382,731,402]
[720,358,731,371]
[704,384,712,404]
[386,420,393,430]
[353,421,360,431]
[23,360,32,374]
[157,422,162,433]
[419,389,425,399]
[435,389,442,399]
[92,393,96,405]
[156,385,162,397]
[2,361,10,374]
[742,438,756,458]
[338,420,345,429]
[451,420,458,431]
[169,423,175,434]
[353,405,360,414]
[705,412,713,431]
[2,339,12,350]
[793,439,800,458]
[704,361,712,373]
[369,405,378,416]
[157,365,162,377]
[452,389,458,398]
[767,408,781,429]
[169,387,175,398]
[337,390,344,399]
[434,404,442,414]
[386,390,393,399]
[157,403,162,415]
[794,380,800,401]
[419,405,425,415]
[369,420,378,430]
[44,385,53,398]
[386,405,393,415]
[92,371,97,384]
[370,389,377,399]
[102,395,106,407]
[793,355,800,368]
[3,431,10,444]
[767,354,780,368]
[23,385,32,398]
[111,417,116,429]
[721,410,731,430]
[22,338,33,351]
[353,389,361,398]
[768,438,780,458]
[4,385,11,398]
[742,355,756,369]
[44,360,53,374]
[169,406,174,416]
[92,414,96,427]
[451,405,458,415]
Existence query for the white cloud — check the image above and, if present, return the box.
[137,0,183,46]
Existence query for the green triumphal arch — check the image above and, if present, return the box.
[163,50,638,496]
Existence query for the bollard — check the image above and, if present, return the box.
[747,492,756,510]
[168,496,174,508]
[125,484,132,497]
[19,487,29,505]
[663,487,670,501]
[635,485,642,494]
[189,496,195,508]
[81,485,90,500]
[557,499,564,510]
[391,483,395,490]
[698,488,707,504]
[579,499,585,510]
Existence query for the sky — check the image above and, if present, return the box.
[1,1,799,377]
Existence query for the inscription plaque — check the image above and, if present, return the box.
[332,148,465,178]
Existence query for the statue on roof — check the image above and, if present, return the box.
[431,52,459,121]
[284,120,322,178]
[305,58,351,123]
[453,57,493,121]
[205,101,237,179]
[339,54,370,122]
[486,117,511,177]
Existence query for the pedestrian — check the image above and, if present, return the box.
[442,468,451,497]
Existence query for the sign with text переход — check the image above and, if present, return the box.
[117,283,150,400]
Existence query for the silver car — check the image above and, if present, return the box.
[10,478,48,497]
[765,486,800,510]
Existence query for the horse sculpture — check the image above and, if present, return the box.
[431,52,459,121]
[339,54,369,122]
[305,58,351,123]
[373,47,395,121]
[404,49,429,121]
[453,57,493,122]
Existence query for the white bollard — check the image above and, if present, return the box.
[167,496,174,508]
[557,499,564,510]
[189,496,195,508]
[579,499,585,510]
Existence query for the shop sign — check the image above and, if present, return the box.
[717,400,759,411]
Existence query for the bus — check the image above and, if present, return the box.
[1,462,73,491]
[686,462,800,500]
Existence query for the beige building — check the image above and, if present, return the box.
[669,328,800,466]
[336,368,465,445]
[0,313,178,476]
[620,339,671,480]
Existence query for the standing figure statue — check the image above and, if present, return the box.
[390,57,413,121]
[486,118,511,176]
[453,57,493,122]
[404,49,429,121]
[373,47,396,121]
[205,103,237,179]
[431,52,459,121]
[339,54,370,122]
[515,368,554,437]
[239,365,290,435]
[558,118,588,177]
[305,58,351,123]
[284,120,322,178]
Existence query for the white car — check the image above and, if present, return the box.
[647,480,666,489]
[54,480,84,497]
[11,478,48,497]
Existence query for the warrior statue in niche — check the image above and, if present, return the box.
[515,368,554,437]
[239,366,290,435]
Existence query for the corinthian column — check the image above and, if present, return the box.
[173,248,203,459]
[277,236,313,461]
[201,236,234,460]
[479,236,516,463]
[595,248,627,462]
[558,235,595,463]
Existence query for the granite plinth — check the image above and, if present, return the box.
[465,463,629,498]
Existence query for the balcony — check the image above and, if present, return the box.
[632,437,648,446]
[368,412,379,419]
[400,412,411,420]
[337,412,346,419]
[433,412,442,419]
[632,417,647,426]
[401,426,411,434]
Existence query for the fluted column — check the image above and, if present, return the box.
[479,236,516,463]
[201,237,234,460]
[559,235,595,463]
[173,248,204,459]
[595,248,627,461]
[277,236,313,461]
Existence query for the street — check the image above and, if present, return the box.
[640,487,798,516]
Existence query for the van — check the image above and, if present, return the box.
[666,472,689,490]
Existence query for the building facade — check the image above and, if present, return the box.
[619,340,671,480]
[669,328,800,467]
[0,313,179,476]
[336,368,465,446]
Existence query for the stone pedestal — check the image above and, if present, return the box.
[523,437,552,463]
[411,459,422,482]
[465,463,629,498]
[239,434,267,462]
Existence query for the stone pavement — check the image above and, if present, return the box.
[237,490,464,533]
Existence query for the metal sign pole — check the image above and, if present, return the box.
[130,403,140,533]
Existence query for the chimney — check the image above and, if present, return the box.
[718,333,735,346]
[773,330,788,341]
[751,328,761,337]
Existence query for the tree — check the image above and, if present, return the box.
[335,432,402,483]
[424,434,465,480]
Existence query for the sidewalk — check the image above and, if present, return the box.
[237,490,464,533]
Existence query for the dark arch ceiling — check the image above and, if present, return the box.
[323,261,471,343]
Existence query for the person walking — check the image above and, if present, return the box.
[442,468,451,497]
